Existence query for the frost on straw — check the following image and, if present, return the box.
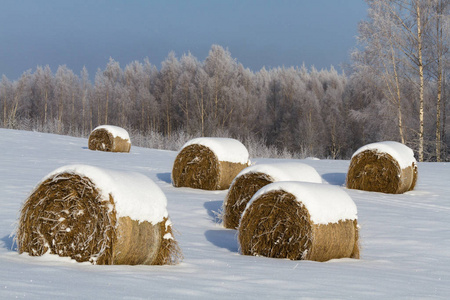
[17,169,182,265]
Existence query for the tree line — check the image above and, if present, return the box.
[1,0,449,161]
[0,45,355,159]
[353,0,450,161]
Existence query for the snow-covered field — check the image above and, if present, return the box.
[1,128,449,299]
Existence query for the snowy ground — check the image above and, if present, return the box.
[1,128,449,299]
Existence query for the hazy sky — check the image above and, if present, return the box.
[0,0,368,80]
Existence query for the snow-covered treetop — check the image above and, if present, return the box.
[181,137,250,164]
[41,165,168,224]
[247,181,357,225]
[93,125,130,141]
[235,162,322,183]
[352,141,416,169]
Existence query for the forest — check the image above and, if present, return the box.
[1,0,449,162]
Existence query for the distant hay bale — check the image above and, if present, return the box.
[88,125,131,153]
[16,165,182,265]
[223,162,322,229]
[238,182,359,262]
[172,137,251,190]
[346,141,418,194]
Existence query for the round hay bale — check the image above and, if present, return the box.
[223,162,322,229]
[346,141,418,194]
[238,182,359,262]
[88,125,131,153]
[16,165,182,265]
[172,137,251,190]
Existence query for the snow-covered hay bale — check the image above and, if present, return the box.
[172,137,251,190]
[223,162,322,229]
[238,182,359,262]
[16,165,182,265]
[346,141,418,194]
[88,125,131,153]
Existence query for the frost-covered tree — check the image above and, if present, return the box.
[319,67,348,158]
[54,65,79,133]
[192,67,209,136]
[157,52,181,137]
[354,0,408,144]
[353,0,449,161]
[204,45,238,130]
[0,75,15,127]
[426,0,450,160]
[31,65,54,127]
[80,66,91,135]
[0,45,388,160]
[175,52,200,134]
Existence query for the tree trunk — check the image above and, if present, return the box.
[391,43,405,144]
[9,94,20,128]
[3,101,7,127]
[104,90,109,125]
[58,97,63,133]
[417,3,425,162]
[44,89,48,126]
[201,86,205,137]
[437,70,442,161]
[442,73,447,161]
[435,0,444,162]
[71,90,75,130]
[185,87,189,134]
[82,90,86,136]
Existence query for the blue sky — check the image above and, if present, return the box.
[0,0,368,80]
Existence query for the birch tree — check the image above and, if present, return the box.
[80,66,91,135]
[204,45,237,130]
[0,75,14,127]
[102,58,126,126]
[157,52,181,137]
[55,65,77,133]
[427,0,450,160]
[4,71,32,129]
[355,0,437,161]
[192,68,209,136]
[389,0,432,161]
[32,65,54,127]
[142,58,159,132]
[176,52,200,134]
[355,0,408,143]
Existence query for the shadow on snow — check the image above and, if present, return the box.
[203,200,239,253]
[322,172,346,186]
[1,234,16,251]
[157,172,172,184]
[204,230,239,253]
[203,200,223,224]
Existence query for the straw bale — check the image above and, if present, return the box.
[346,150,418,194]
[223,163,322,229]
[88,127,131,153]
[172,144,249,190]
[223,172,274,229]
[16,173,181,265]
[238,190,359,262]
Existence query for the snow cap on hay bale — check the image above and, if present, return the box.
[16,165,182,265]
[88,125,131,153]
[223,162,323,229]
[172,137,251,190]
[238,182,359,262]
[346,141,418,194]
